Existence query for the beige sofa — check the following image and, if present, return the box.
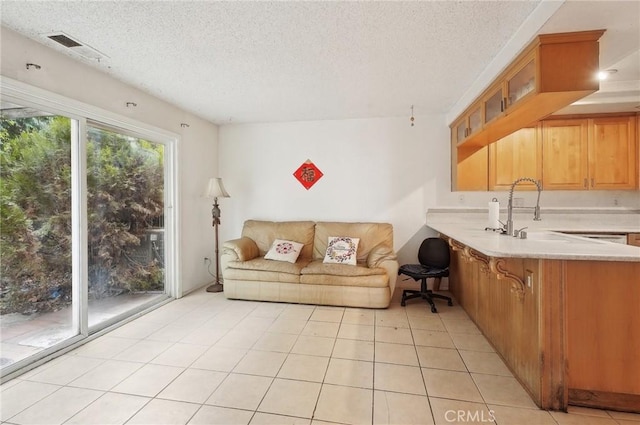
[221,220,399,308]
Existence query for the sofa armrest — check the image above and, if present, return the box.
[367,244,399,298]
[222,237,259,262]
[367,244,397,268]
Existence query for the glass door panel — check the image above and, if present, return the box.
[484,89,503,124]
[469,107,482,135]
[86,124,167,330]
[455,121,467,144]
[507,59,536,108]
[0,104,78,369]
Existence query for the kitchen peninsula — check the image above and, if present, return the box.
[426,208,640,413]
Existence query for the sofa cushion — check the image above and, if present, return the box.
[302,260,386,277]
[313,222,394,263]
[323,236,359,265]
[300,273,389,288]
[224,268,301,284]
[242,220,315,259]
[265,239,304,263]
[227,257,310,275]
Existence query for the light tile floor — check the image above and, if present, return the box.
[1,284,639,425]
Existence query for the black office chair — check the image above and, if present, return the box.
[398,237,453,313]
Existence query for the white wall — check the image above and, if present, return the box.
[219,115,450,264]
[1,27,218,295]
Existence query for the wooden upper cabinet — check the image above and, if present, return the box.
[589,116,637,189]
[454,114,638,191]
[542,119,589,190]
[489,126,541,190]
[454,30,604,163]
[542,116,638,190]
[457,146,488,191]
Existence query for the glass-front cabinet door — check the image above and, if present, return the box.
[455,119,467,144]
[484,86,504,124]
[468,106,482,136]
[506,55,536,109]
[454,106,483,145]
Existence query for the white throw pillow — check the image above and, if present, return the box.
[264,239,304,263]
[323,236,360,265]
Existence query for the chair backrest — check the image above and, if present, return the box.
[418,238,450,269]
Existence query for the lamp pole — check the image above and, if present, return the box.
[206,197,223,293]
[204,177,229,293]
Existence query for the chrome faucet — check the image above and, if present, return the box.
[504,177,542,236]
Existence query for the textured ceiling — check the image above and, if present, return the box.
[1,1,638,124]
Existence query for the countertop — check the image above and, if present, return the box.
[426,208,640,262]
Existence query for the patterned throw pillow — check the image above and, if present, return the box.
[264,239,304,263]
[323,236,360,265]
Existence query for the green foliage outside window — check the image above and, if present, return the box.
[1,115,165,315]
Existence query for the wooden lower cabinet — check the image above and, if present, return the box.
[446,236,640,413]
[565,261,640,411]
[448,244,544,406]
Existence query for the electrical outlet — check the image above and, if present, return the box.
[525,269,534,291]
[458,194,465,203]
[513,197,524,207]
[613,198,619,206]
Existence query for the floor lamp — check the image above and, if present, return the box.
[205,177,230,293]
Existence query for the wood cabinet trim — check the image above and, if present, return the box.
[489,257,526,301]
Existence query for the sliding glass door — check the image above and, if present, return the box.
[0,95,174,377]
[0,104,78,368]
[86,124,167,329]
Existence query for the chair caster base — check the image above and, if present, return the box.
[431,305,438,313]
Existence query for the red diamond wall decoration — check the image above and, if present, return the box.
[293,160,323,190]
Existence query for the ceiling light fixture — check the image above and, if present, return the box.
[597,69,618,80]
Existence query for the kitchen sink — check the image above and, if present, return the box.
[525,231,570,242]
[525,231,597,244]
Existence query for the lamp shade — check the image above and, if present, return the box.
[204,177,230,199]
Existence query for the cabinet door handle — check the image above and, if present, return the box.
[500,99,504,112]
[583,178,588,188]
[591,178,594,188]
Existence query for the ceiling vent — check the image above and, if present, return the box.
[48,33,82,48]
[44,32,108,61]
